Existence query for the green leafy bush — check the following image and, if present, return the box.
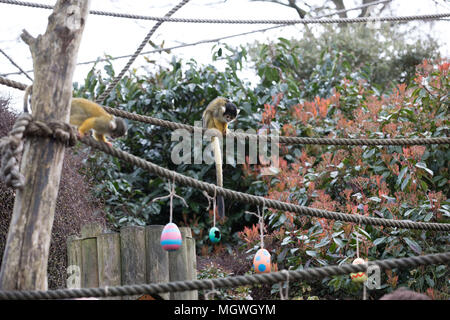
[240,57,449,299]
[75,31,447,299]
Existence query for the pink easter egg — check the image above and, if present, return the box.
[160,223,182,251]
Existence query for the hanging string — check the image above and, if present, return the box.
[245,202,266,249]
[356,223,360,259]
[202,188,217,227]
[355,215,367,300]
[279,270,290,300]
[258,205,264,249]
[151,178,187,223]
[212,187,217,228]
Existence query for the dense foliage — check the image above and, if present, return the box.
[74,25,448,299]
[239,57,449,299]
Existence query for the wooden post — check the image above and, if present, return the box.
[169,227,197,300]
[145,225,169,300]
[80,237,98,288]
[186,236,198,300]
[66,235,82,289]
[97,232,121,299]
[81,223,104,238]
[0,0,91,290]
[120,226,146,300]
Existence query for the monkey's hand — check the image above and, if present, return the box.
[77,129,85,139]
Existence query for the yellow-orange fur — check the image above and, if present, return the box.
[70,98,125,144]
[202,97,239,219]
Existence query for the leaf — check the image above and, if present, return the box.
[425,275,434,288]
[424,212,433,222]
[333,237,345,247]
[306,250,317,257]
[401,174,410,191]
[315,237,330,249]
[415,162,434,176]
[373,237,386,246]
[397,166,408,186]
[403,237,422,254]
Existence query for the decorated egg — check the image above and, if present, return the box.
[209,227,221,243]
[253,248,271,274]
[350,257,368,283]
[160,223,182,251]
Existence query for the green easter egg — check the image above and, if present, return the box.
[209,227,221,243]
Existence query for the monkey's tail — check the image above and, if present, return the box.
[212,136,225,219]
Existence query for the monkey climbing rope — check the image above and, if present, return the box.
[0,251,448,300]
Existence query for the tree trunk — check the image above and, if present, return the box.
[0,0,91,290]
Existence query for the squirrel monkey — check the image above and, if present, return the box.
[70,98,127,145]
[202,97,239,219]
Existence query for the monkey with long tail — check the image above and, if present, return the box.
[202,97,239,219]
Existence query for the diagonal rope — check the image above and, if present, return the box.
[95,0,191,104]
[79,135,450,232]
[0,48,33,81]
[0,251,448,300]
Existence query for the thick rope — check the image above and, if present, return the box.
[0,252,447,300]
[0,114,77,189]
[0,75,27,90]
[0,113,31,188]
[3,76,447,146]
[102,106,450,146]
[85,13,450,25]
[0,0,390,22]
[80,136,450,232]
[95,0,191,104]
[0,0,447,24]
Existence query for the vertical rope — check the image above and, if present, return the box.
[213,187,217,228]
[356,224,360,259]
[169,180,174,223]
[259,206,265,249]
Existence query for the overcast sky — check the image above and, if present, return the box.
[1,0,449,111]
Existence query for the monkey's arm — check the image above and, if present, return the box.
[93,131,108,144]
[77,117,97,137]
[212,118,227,136]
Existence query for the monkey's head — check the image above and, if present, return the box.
[109,117,128,139]
[217,98,239,123]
